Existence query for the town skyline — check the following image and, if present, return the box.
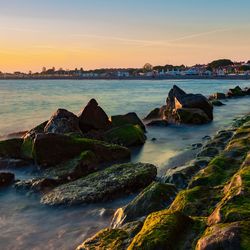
[1,0,250,72]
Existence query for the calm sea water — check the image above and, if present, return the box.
[0,79,250,250]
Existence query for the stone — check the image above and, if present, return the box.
[103,125,146,147]
[210,92,226,100]
[143,105,166,120]
[0,172,15,187]
[111,112,145,131]
[44,109,81,134]
[41,162,157,206]
[176,108,210,124]
[146,120,168,127]
[33,133,130,167]
[111,182,177,228]
[78,98,111,133]
[23,121,48,140]
[0,138,23,159]
[227,86,244,97]
[197,147,220,158]
[211,100,225,106]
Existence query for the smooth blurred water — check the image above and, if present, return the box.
[0,79,250,250]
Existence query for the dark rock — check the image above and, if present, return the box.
[202,135,211,141]
[78,99,111,133]
[23,121,48,140]
[111,112,145,131]
[33,133,130,167]
[0,138,23,159]
[151,138,157,141]
[227,86,244,97]
[209,92,226,100]
[197,147,220,158]
[176,108,210,124]
[242,87,250,95]
[211,100,225,106]
[196,222,242,250]
[44,109,81,134]
[146,120,168,127]
[111,182,177,228]
[0,158,31,169]
[41,162,157,206]
[0,172,15,187]
[103,124,146,147]
[167,85,213,120]
[143,105,166,120]
[191,143,203,150]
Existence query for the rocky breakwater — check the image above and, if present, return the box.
[144,85,213,125]
[1,99,155,201]
[76,114,250,250]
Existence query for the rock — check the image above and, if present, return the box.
[103,125,146,147]
[33,133,130,167]
[78,98,111,133]
[146,120,168,127]
[0,138,23,159]
[44,109,81,134]
[209,92,226,100]
[23,121,48,140]
[211,100,225,106]
[128,211,193,250]
[166,85,213,122]
[15,178,58,193]
[111,112,145,131]
[196,222,242,250]
[242,87,250,95]
[227,86,244,97]
[143,105,166,120]
[176,108,210,124]
[111,182,177,228]
[41,162,157,206]
[197,147,220,158]
[191,143,203,150]
[0,172,15,187]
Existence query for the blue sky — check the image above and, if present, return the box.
[1,0,250,71]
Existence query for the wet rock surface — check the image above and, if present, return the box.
[0,172,15,187]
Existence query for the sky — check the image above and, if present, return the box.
[0,0,250,72]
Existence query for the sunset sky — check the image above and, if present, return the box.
[1,0,250,72]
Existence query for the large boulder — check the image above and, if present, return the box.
[111,182,177,228]
[209,92,226,100]
[78,99,111,133]
[175,108,210,124]
[33,133,130,167]
[0,138,24,159]
[143,105,166,121]
[41,162,157,206]
[111,112,145,131]
[44,109,81,134]
[166,85,213,123]
[23,121,48,140]
[227,86,244,97]
[0,172,15,187]
[103,124,146,147]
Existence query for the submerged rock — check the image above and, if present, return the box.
[111,112,145,131]
[111,182,177,228]
[41,162,157,206]
[146,120,168,127]
[44,108,81,134]
[209,92,226,100]
[103,124,146,147]
[78,98,111,133]
[211,100,225,106]
[0,172,15,187]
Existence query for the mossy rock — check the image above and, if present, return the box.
[33,133,130,167]
[20,137,34,159]
[196,221,250,250]
[41,162,157,206]
[169,186,221,217]
[111,182,177,228]
[208,153,250,225]
[43,150,98,182]
[103,124,146,147]
[0,138,23,158]
[128,211,193,250]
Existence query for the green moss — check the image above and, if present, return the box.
[128,211,193,250]
[104,124,146,147]
[20,137,34,159]
[241,221,250,249]
[0,138,23,158]
[169,186,221,217]
[77,228,129,250]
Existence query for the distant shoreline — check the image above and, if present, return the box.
[0,75,250,80]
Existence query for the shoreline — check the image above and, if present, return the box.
[0,75,250,81]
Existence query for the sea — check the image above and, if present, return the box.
[0,79,250,249]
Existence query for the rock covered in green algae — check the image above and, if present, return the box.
[127,211,193,250]
[196,221,250,250]
[111,182,177,228]
[111,112,146,132]
[103,124,146,147]
[77,221,143,250]
[41,162,157,206]
[33,133,130,167]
